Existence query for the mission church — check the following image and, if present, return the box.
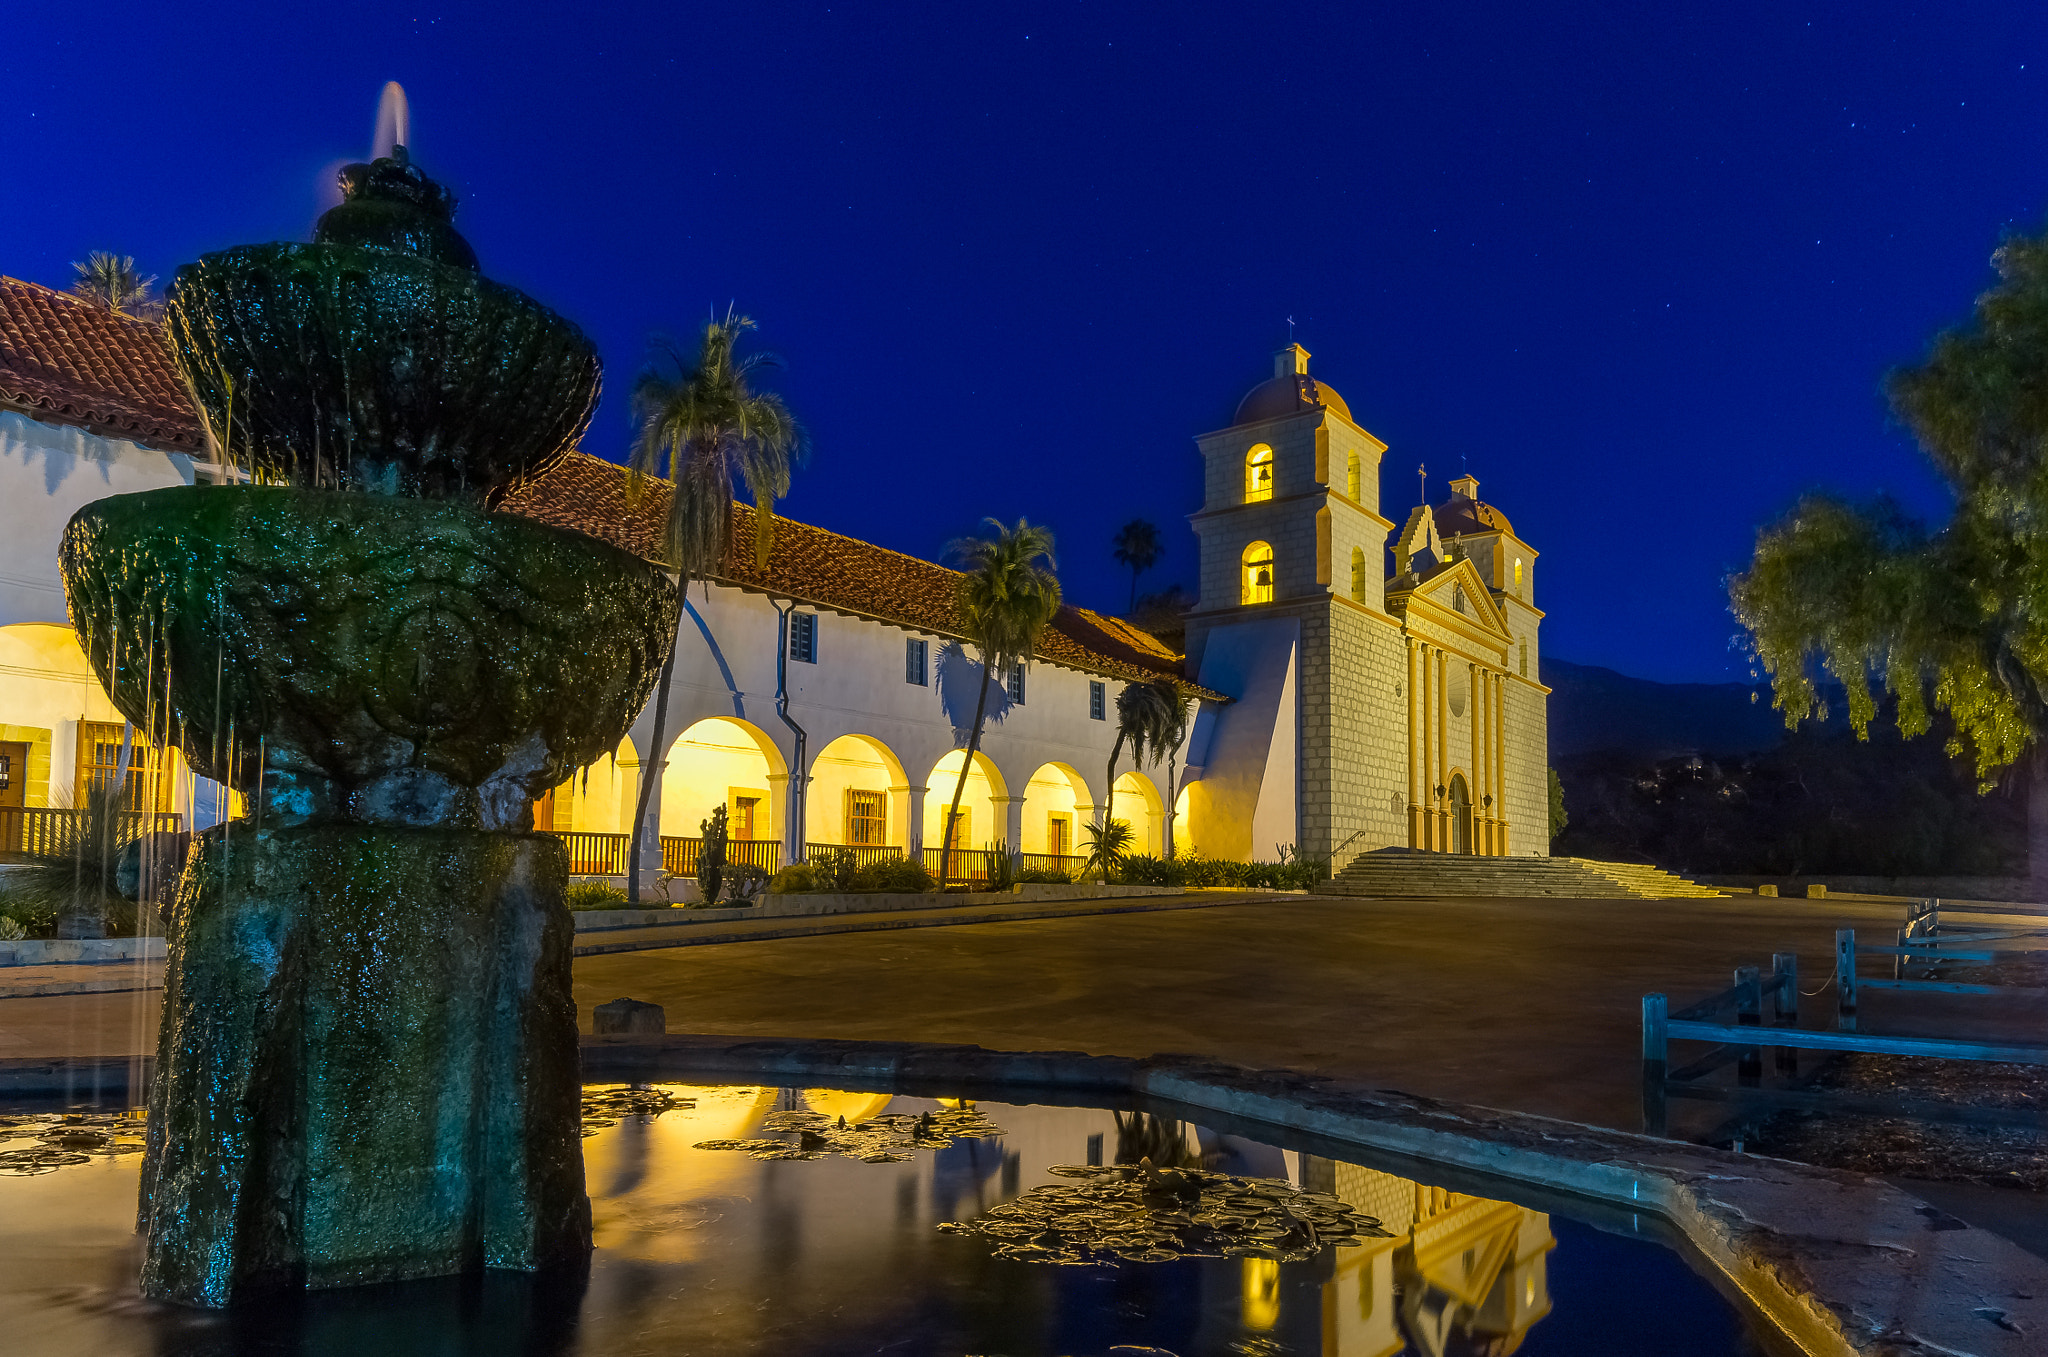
[0,274,1548,875]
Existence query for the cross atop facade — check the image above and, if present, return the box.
[1417,463,1427,506]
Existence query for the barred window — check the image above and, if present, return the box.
[790,612,817,663]
[906,637,928,685]
[1007,661,1026,704]
[846,789,887,846]
[1088,681,1105,721]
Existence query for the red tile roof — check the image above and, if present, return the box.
[500,451,1213,696]
[0,277,205,452]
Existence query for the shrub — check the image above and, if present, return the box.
[818,848,861,893]
[770,862,822,894]
[1117,848,1327,891]
[723,863,769,905]
[564,880,630,911]
[848,857,933,893]
[1015,867,1072,884]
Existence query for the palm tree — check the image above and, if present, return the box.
[622,311,808,905]
[1156,681,1194,857]
[1080,818,1135,883]
[1100,680,1175,880]
[70,252,159,318]
[938,519,1062,889]
[1112,518,1164,613]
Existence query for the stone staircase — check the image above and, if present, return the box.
[1314,851,1727,900]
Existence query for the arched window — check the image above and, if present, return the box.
[1349,546,1366,602]
[1346,451,1360,501]
[1241,541,1275,604]
[1244,445,1274,503]
[1513,557,1524,595]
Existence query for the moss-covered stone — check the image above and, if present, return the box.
[61,485,677,830]
[139,825,589,1305]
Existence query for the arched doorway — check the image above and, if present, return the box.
[925,750,1008,881]
[1110,770,1164,858]
[810,734,908,859]
[1449,773,1472,855]
[662,718,788,874]
[1022,762,1093,872]
[536,735,639,873]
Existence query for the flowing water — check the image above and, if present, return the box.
[0,1086,1766,1356]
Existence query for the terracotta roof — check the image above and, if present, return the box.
[0,277,205,452]
[500,451,1217,697]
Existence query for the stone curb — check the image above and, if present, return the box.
[570,891,1294,956]
[0,937,166,968]
[579,1033,2048,1357]
[569,883,1196,932]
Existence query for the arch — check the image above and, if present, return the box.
[1241,541,1274,605]
[1345,450,1361,501]
[1449,772,1472,854]
[660,717,786,841]
[1111,769,1164,856]
[1022,761,1094,862]
[540,733,639,835]
[1349,546,1367,603]
[811,732,908,848]
[1244,444,1274,503]
[924,749,1009,859]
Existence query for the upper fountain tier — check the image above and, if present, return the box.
[164,148,599,501]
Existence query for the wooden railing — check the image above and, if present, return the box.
[803,843,906,871]
[1020,852,1087,877]
[661,836,782,877]
[0,807,184,861]
[550,831,629,876]
[923,847,1008,882]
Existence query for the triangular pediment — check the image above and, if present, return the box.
[1407,557,1512,642]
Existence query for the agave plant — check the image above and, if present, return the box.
[1081,819,1135,883]
[5,785,137,939]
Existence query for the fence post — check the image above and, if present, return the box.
[1641,993,1669,1137]
[1835,928,1858,1032]
[1771,952,1799,1075]
[1733,965,1762,1085]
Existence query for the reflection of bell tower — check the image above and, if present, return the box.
[1180,344,1406,865]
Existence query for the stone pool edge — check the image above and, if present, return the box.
[581,1033,2048,1357]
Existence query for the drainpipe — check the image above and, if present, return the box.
[773,599,808,865]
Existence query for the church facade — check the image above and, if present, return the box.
[1179,344,1549,864]
[0,276,1548,873]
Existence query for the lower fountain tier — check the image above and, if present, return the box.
[139,825,590,1307]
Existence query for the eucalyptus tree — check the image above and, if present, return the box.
[70,252,159,318]
[938,519,1062,888]
[1100,680,1175,880]
[1112,518,1164,612]
[1731,218,2048,792]
[623,311,808,904]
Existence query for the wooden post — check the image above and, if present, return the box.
[1771,951,1799,1075]
[1641,992,1669,1137]
[1836,928,1858,1033]
[1734,964,1762,1085]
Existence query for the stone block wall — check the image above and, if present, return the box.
[1502,676,1550,856]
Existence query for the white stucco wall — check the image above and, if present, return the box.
[0,409,193,629]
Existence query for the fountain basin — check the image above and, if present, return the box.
[60,485,677,830]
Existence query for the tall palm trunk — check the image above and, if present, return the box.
[625,584,685,905]
[938,666,993,889]
[1100,733,1126,883]
[1164,749,1179,859]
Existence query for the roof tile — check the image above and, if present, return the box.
[0,277,204,451]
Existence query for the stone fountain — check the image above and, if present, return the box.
[58,144,677,1306]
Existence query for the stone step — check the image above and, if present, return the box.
[1314,852,1726,900]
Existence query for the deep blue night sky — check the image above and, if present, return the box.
[7,2,2046,682]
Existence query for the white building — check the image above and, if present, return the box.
[1,274,1548,874]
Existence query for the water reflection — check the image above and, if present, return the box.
[0,1088,1746,1357]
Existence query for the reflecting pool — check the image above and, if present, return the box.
[0,1089,1764,1356]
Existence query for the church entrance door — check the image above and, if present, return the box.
[1449,774,1472,855]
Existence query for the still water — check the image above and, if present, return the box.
[0,1086,1762,1356]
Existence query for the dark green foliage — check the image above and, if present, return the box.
[1548,767,1569,843]
[697,805,729,905]
[984,839,1016,891]
[1732,219,2048,782]
[818,847,860,892]
[1117,851,1329,891]
[848,857,934,893]
[4,785,141,937]
[564,881,629,911]
[1111,518,1164,612]
[1015,867,1073,884]
[1082,819,1135,881]
[1551,707,2025,876]
[770,861,821,894]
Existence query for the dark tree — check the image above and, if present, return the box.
[1112,518,1164,612]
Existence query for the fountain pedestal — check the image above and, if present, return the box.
[139,827,588,1306]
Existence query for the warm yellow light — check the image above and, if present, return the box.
[1242,1256,1281,1330]
[1242,541,1275,604]
[1245,445,1274,503]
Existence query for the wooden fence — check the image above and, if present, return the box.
[663,836,781,877]
[551,831,629,876]
[0,807,184,861]
[1642,904,2048,1137]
